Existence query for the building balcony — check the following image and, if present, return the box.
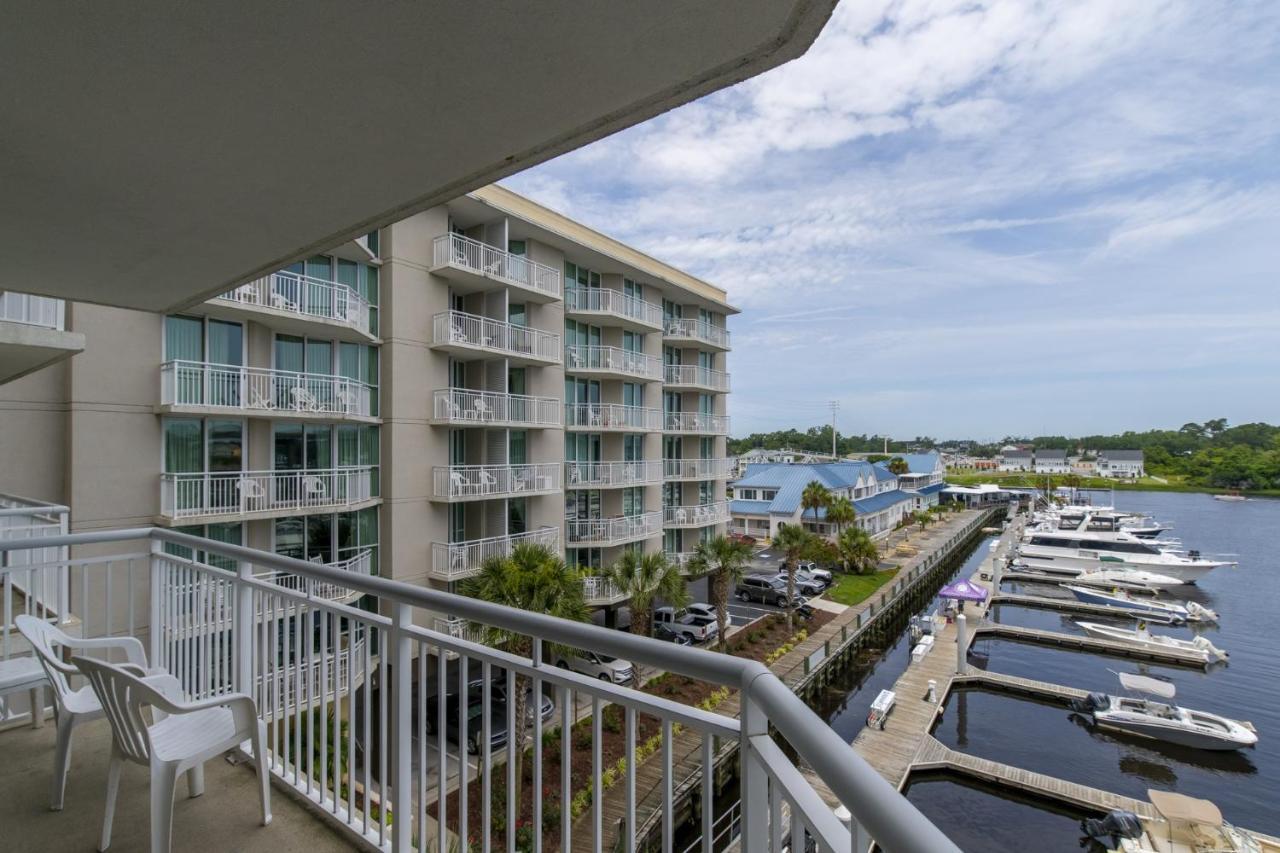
[664,501,731,528]
[432,388,561,428]
[0,292,65,329]
[663,363,730,392]
[431,232,561,303]
[428,525,560,581]
[665,551,697,573]
[431,462,561,502]
[564,344,662,381]
[0,292,85,386]
[159,467,377,522]
[582,575,628,606]
[565,403,662,432]
[564,287,663,331]
[212,271,374,340]
[663,411,731,435]
[663,317,731,351]
[432,309,561,365]
[664,457,734,481]
[566,511,662,547]
[159,361,377,421]
[566,459,663,489]
[259,549,373,605]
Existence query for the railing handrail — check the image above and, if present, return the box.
[665,316,730,347]
[563,343,663,378]
[0,527,961,853]
[565,286,663,327]
[217,270,372,335]
[162,359,375,389]
[161,465,374,479]
[433,232,562,297]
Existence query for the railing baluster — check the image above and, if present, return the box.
[561,683,572,850]
[458,654,469,851]
[625,705,636,853]
[417,639,428,851]
[662,719,673,853]
[592,696,602,853]
[482,659,492,853]
[701,736,714,853]
[505,665,516,853]
[436,646,446,853]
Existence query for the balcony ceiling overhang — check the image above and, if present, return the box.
[2,1,834,314]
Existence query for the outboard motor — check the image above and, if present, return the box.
[1070,692,1108,715]
[1185,601,1219,622]
[1082,810,1144,848]
[1193,635,1229,661]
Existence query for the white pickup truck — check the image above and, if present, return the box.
[652,606,719,643]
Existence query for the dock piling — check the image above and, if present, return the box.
[955,614,968,675]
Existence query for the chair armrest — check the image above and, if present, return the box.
[147,690,260,732]
[66,635,148,668]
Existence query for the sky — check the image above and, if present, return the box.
[505,0,1280,441]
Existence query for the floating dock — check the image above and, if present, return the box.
[990,591,1160,621]
[972,622,1211,668]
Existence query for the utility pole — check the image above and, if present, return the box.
[828,400,839,459]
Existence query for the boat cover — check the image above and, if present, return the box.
[1148,790,1223,826]
[1118,672,1177,699]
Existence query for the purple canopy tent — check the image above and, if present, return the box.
[937,578,989,602]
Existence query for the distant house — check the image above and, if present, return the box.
[1034,449,1070,474]
[1098,449,1145,479]
[1071,456,1098,475]
[729,461,914,542]
[998,449,1033,472]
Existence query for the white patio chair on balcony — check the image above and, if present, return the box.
[589,407,602,427]
[0,654,47,729]
[231,283,256,303]
[335,387,358,414]
[15,615,173,811]
[248,386,275,411]
[478,470,498,492]
[472,397,492,421]
[302,475,326,502]
[73,655,271,853]
[238,478,266,511]
[269,290,298,312]
[289,386,320,412]
[450,320,468,343]
[675,508,688,525]
[450,471,467,496]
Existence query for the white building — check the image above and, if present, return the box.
[890,452,947,510]
[998,449,1033,471]
[729,461,914,542]
[1033,449,1070,474]
[1098,449,1145,479]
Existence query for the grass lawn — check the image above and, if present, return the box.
[826,568,899,606]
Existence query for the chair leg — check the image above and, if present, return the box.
[150,763,179,853]
[186,763,204,798]
[51,713,75,810]
[99,749,124,851]
[29,686,44,728]
[252,720,272,826]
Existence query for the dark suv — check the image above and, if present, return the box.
[736,575,792,606]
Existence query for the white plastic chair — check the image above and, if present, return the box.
[302,475,327,501]
[0,655,46,729]
[15,615,170,810]
[73,655,271,853]
[238,478,266,511]
[289,386,319,412]
[269,291,298,312]
[473,397,491,420]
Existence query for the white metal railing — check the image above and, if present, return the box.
[664,317,730,349]
[429,526,560,581]
[0,292,65,329]
[160,361,375,418]
[665,551,696,573]
[664,458,734,480]
[433,309,561,363]
[432,462,561,501]
[664,502,731,528]
[432,232,562,299]
[160,467,376,519]
[217,271,371,336]
[581,576,626,605]
[664,363,731,391]
[564,344,663,380]
[0,527,960,853]
[565,403,663,431]
[566,459,663,489]
[432,388,561,427]
[664,411,731,435]
[565,287,663,329]
[566,511,663,546]
[259,550,373,603]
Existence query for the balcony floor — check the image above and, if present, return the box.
[2,717,353,853]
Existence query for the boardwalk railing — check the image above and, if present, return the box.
[0,527,960,853]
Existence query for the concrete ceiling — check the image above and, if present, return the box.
[2,1,835,314]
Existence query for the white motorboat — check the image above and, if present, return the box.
[1214,492,1247,502]
[1063,585,1218,623]
[1075,621,1229,663]
[1084,790,1277,852]
[1074,569,1186,592]
[1071,673,1257,751]
[1016,522,1234,583]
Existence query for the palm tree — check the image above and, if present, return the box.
[800,480,831,536]
[836,526,880,575]
[772,524,816,630]
[915,510,930,532]
[825,496,856,540]
[887,456,910,476]
[461,542,587,797]
[687,536,754,650]
[605,550,687,683]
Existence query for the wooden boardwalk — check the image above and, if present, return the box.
[991,592,1155,621]
[950,669,1087,704]
[972,622,1209,667]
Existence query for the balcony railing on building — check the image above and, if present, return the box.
[431,232,561,301]
[664,317,731,350]
[564,287,663,330]
[663,363,731,392]
[432,310,561,364]
[258,549,373,605]
[664,457,734,481]
[432,388,560,428]
[0,291,66,329]
[0,519,958,853]
[566,459,662,489]
[582,575,627,606]
[432,462,561,502]
[663,411,731,435]
[159,467,376,520]
[564,344,662,381]
[565,403,662,432]
[428,526,559,581]
[566,511,663,546]
[216,271,372,337]
[664,501,731,528]
[160,360,376,419]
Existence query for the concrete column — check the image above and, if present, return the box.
[956,614,968,675]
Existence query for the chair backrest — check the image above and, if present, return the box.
[72,656,162,765]
[15,614,80,704]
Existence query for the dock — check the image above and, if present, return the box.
[972,622,1210,668]
[991,591,1156,621]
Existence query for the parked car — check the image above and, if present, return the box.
[653,623,693,645]
[767,571,826,597]
[422,677,554,754]
[684,602,717,620]
[556,651,634,684]
[793,561,834,583]
[736,575,792,606]
[653,606,719,643]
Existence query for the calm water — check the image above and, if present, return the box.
[944,491,1280,836]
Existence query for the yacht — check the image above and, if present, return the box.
[1016,524,1233,584]
[1071,673,1257,751]
[1072,568,1186,592]
[1063,585,1218,623]
[1075,621,1229,663]
[1084,790,1277,852]
[1033,506,1170,539]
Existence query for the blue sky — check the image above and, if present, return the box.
[506,0,1280,440]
